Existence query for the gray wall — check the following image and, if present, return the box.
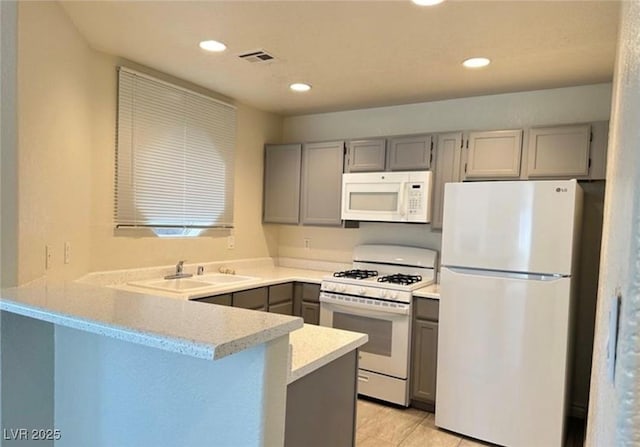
[587,2,640,445]
[1,312,55,447]
[54,325,286,447]
[0,0,18,288]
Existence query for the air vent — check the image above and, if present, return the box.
[238,49,276,63]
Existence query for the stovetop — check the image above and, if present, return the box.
[333,269,379,280]
[321,245,438,301]
[377,274,423,286]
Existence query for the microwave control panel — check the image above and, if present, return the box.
[408,183,424,215]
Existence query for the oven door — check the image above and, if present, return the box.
[319,292,411,379]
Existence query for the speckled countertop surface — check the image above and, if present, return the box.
[288,324,368,384]
[0,281,303,361]
[413,283,440,300]
[115,265,331,300]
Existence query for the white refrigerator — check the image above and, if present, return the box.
[435,180,583,447]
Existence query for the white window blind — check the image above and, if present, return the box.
[115,67,236,233]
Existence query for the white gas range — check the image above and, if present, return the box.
[319,244,438,406]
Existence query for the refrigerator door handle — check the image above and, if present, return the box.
[443,266,568,281]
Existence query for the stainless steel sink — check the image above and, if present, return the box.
[128,274,259,293]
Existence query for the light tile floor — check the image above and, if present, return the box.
[356,398,585,447]
[356,399,495,447]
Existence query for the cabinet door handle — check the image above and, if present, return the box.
[358,374,370,383]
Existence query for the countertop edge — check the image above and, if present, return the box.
[0,299,220,359]
[287,325,368,385]
[0,283,304,361]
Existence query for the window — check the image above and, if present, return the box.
[115,67,236,236]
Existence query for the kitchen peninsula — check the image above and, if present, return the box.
[0,269,367,447]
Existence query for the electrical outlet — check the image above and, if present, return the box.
[227,235,235,249]
[64,242,71,264]
[304,238,311,250]
[45,245,52,270]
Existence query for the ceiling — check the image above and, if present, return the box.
[60,1,620,116]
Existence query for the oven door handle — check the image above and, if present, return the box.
[320,297,410,317]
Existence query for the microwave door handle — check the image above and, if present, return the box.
[398,182,407,217]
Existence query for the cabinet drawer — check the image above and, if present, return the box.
[195,294,232,306]
[269,301,293,315]
[414,298,439,321]
[269,283,294,305]
[233,287,268,309]
[301,283,321,302]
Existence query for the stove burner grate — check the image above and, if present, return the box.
[377,274,423,286]
[333,269,379,280]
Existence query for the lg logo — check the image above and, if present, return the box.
[555,187,568,193]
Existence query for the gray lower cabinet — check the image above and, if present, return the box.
[301,302,320,325]
[268,283,294,315]
[387,135,432,171]
[411,298,439,409]
[525,124,591,178]
[301,141,345,226]
[294,282,321,325]
[346,139,386,172]
[269,301,293,315]
[431,132,463,230]
[285,351,358,447]
[193,294,232,306]
[263,144,302,224]
[233,287,268,310]
[464,129,523,179]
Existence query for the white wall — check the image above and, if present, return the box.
[587,2,640,445]
[283,83,612,142]
[279,84,612,263]
[17,2,284,281]
[88,53,282,272]
[17,1,95,284]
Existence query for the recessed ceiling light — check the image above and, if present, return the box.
[462,57,491,68]
[290,83,312,92]
[199,40,227,52]
[412,0,445,6]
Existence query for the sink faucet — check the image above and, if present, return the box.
[164,260,193,280]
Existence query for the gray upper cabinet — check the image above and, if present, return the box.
[263,144,302,224]
[464,129,523,179]
[526,124,591,178]
[431,132,463,230]
[387,135,432,171]
[301,141,345,226]
[346,139,386,172]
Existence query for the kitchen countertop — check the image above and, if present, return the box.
[288,324,368,384]
[0,261,369,385]
[413,283,440,300]
[0,281,303,361]
[114,265,331,300]
[2,260,428,384]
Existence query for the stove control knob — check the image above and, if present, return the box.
[389,292,398,300]
[338,285,347,293]
[379,290,388,298]
[325,283,335,292]
[358,287,367,295]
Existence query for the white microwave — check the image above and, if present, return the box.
[341,171,432,223]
